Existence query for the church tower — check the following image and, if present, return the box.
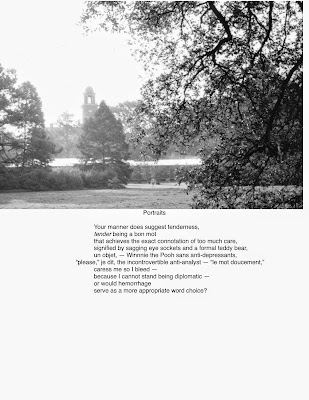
[82,86,98,122]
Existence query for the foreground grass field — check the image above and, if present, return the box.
[0,183,193,209]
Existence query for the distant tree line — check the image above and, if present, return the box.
[48,99,201,164]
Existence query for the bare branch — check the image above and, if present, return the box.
[252,2,273,64]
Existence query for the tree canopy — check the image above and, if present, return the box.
[78,101,131,183]
[81,1,303,207]
[79,100,129,163]
[47,112,82,158]
[0,64,57,169]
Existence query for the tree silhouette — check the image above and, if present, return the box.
[78,101,131,183]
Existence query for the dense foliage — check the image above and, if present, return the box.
[48,112,83,158]
[81,1,303,208]
[0,167,125,191]
[78,100,131,184]
[0,65,57,170]
[111,101,203,160]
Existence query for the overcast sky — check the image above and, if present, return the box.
[0,0,142,125]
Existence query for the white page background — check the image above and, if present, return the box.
[1,209,307,400]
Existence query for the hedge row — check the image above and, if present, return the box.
[0,168,123,191]
[0,164,179,191]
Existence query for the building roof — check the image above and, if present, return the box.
[84,86,94,94]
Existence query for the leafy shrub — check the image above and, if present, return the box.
[79,161,131,185]
[192,186,303,209]
[108,161,132,184]
[1,168,84,191]
[80,169,113,189]
[0,170,19,190]
[108,177,124,188]
[19,169,49,191]
[130,166,144,183]
[48,169,84,190]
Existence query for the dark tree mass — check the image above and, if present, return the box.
[0,65,57,169]
[81,1,303,208]
[78,101,131,185]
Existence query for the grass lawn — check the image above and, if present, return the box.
[0,183,193,209]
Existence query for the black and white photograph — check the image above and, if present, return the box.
[0,1,303,208]
[0,3,308,400]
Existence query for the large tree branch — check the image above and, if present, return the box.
[208,1,232,39]
[183,1,233,89]
[264,55,303,143]
[208,1,232,58]
[252,2,273,65]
